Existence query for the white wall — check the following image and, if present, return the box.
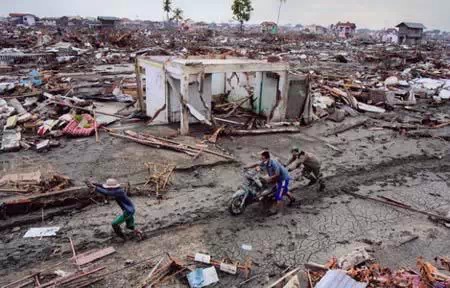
[23,15,36,26]
[144,64,167,124]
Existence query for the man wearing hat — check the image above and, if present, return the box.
[87,178,142,240]
[286,147,324,190]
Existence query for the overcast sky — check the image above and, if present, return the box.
[2,0,449,30]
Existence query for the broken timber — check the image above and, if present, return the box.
[226,126,301,136]
[109,130,235,160]
[325,119,368,137]
[343,190,450,224]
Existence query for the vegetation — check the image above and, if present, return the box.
[231,0,254,32]
[171,8,184,25]
[163,0,172,22]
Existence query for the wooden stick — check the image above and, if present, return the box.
[49,100,127,119]
[344,191,450,223]
[136,131,235,160]
[109,132,197,156]
[93,107,99,143]
[226,127,301,136]
[141,256,165,287]
[267,267,301,288]
[307,269,314,288]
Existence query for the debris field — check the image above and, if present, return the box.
[0,17,449,288]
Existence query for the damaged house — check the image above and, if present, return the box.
[9,13,38,26]
[332,21,356,38]
[261,21,278,34]
[396,22,426,45]
[304,24,328,35]
[136,56,312,135]
[97,16,121,28]
[380,28,399,43]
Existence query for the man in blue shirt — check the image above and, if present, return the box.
[87,178,143,240]
[245,151,295,214]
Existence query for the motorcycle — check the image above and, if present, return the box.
[228,170,276,216]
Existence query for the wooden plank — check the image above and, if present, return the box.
[75,247,115,266]
[267,267,302,288]
[135,59,145,112]
[136,131,235,160]
[227,127,301,136]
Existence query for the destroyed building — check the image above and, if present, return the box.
[396,22,426,45]
[304,24,328,35]
[8,13,38,26]
[332,21,357,38]
[97,16,121,28]
[0,6,449,288]
[261,21,278,34]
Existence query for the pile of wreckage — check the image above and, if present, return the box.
[2,243,254,288]
[4,238,450,288]
[0,65,139,153]
[303,254,450,288]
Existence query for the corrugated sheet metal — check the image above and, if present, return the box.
[315,270,368,288]
[397,22,426,29]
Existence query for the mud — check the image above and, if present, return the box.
[1,115,449,287]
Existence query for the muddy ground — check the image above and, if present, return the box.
[1,108,449,287]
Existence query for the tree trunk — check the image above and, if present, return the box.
[240,21,244,32]
[277,1,283,26]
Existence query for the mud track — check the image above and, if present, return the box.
[1,153,448,284]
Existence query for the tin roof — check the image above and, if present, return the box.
[315,270,368,288]
[97,16,121,22]
[9,13,36,18]
[396,22,426,29]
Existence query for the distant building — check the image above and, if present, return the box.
[261,21,278,34]
[332,21,357,38]
[97,16,121,27]
[9,13,37,26]
[396,22,426,45]
[305,24,328,35]
[381,28,399,43]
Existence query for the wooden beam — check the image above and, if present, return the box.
[180,73,190,135]
[135,59,145,112]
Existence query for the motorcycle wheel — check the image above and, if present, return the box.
[229,195,246,216]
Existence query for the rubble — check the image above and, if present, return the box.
[307,255,450,288]
[0,10,449,288]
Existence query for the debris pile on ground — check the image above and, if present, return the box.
[305,255,450,288]
[0,171,72,193]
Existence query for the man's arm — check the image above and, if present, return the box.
[244,162,260,170]
[93,185,119,197]
[288,154,306,172]
[285,156,295,167]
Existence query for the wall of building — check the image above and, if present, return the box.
[23,15,36,26]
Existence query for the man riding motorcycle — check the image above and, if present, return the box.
[245,150,295,215]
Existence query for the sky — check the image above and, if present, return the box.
[1,0,449,31]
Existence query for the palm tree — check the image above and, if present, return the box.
[171,8,184,25]
[276,0,287,27]
[163,0,172,22]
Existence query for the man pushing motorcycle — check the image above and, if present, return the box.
[245,150,296,215]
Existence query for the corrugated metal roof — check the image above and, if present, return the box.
[396,22,426,29]
[315,270,368,288]
[97,16,120,21]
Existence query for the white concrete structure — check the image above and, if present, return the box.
[9,13,37,26]
[136,56,290,135]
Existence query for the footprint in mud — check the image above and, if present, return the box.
[94,229,110,239]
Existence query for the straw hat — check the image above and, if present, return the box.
[102,178,121,189]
